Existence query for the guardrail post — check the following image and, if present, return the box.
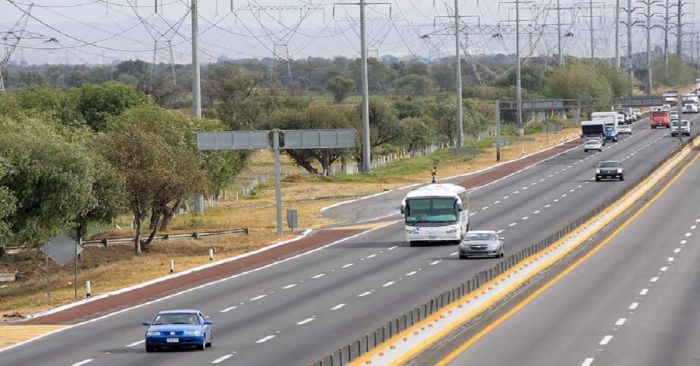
[85,280,92,298]
[209,248,214,261]
[169,259,175,273]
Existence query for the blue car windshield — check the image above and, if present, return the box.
[152,313,200,325]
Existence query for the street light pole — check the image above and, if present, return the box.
[516,0,523,136]
[454,0,464,146]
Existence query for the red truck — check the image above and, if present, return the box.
[651,110,670,128]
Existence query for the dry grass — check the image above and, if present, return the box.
[0,127,580,318]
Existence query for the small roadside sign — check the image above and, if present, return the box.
[40,232,82,266]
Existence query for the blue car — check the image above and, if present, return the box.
[143,309,213,352]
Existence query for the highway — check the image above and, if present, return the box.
[0,114,696,366]
[441,136,700,366]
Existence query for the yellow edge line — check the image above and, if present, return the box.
[350,140,698,366]
[435,151,700,365]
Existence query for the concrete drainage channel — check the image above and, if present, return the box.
[309,136,700,366]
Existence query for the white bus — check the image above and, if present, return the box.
[400,183,470,246]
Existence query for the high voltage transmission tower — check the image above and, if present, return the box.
[237,2,324,83]
[0,3,33,92]
[621,0,643,95]
[637,0,662,94]
[578,0,606,63]
[549,0,576,66]
[673,0,694,60]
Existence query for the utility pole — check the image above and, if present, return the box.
[589,0,594,62]
[516,0,523,136]
[191,0,201,117]
[454,0,464,147]
[637,0,659,94]
[675,0,685,59]
[616,0,621,67]
[360,0,371,172]
[658,0,673,65]
[622,0,641,95]
[557,0,562,65]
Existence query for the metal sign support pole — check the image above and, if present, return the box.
[496,100,501,161]
[46,244,51,305]
[273,129,283,236]
[74,238,80,300]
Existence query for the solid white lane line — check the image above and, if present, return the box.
[430,260,441,266]
[497,229,505,234]
[212,354,234,364]
[405,270,418,276]
[283,283,297,289]
[71,360,94,366]
[220,306,237,313]
[581,358,595,366]
[509,223,517,227]
[358,291,372,297]
[125,340,145,347]
[312,273,326,279]
[629,302,639,310]
[331,303,346,311]
[388,246,398,250]
[382,281,395,287]
[674,248,681,253]
[615,318,626,326]
[366,254,377,259]
[249,295,267,302]
[599,335,613,345]
[342,263,354,269]
[255,335,276,344]
[640,289,649,295]
[650,277,659,282]
[296,318,315,325]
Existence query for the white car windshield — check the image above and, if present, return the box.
[465,233,497,241]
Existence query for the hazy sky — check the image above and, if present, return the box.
[0,0,696,65]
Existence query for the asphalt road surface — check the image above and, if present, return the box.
[1,114,698,366]
[444,134,700,366]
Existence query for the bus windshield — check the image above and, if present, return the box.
[405,198,458,224]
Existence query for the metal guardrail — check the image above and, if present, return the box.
[5,228,249,251]
[309,135,695,366]
[83,228,249,246]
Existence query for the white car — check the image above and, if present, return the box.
[584,138,603,152]
[459,231,504,259]
[684,104,699,113]
[671,120,691,136]
[670,111,679,121]
[618,124,632,135]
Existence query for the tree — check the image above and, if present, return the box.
[653,55,697,88]
[102,105,219,251]
[394,74,434,97]
[496,65,546,94]
[430,63,455,90]
[401,116,435,152]
[0,158,17,253]
[546,61,613,109]
[352,97,408,165]
[16,86,84,127]
[267,105,354,175]
[0,116,96,248]
[326,76,355,103]
[74,155,126,240]
[73,81,151,131]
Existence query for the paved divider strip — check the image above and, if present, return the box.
[308,135,699,366]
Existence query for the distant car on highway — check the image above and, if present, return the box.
[595,160,624,182]
[684,103,699,113]
[584,138,603,152]
[671,120,691,136]
[143,309,213,352]
[618,123,632,135]
[459,230,504,259]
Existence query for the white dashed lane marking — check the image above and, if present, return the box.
[125,340,144,348]
[283,283,297,289]
[629,302,639,310]
[430,260,441,266]
[509,223,517,227]
[599,335,613,345]
[382,281,395,287]
[312,273,326,279]
[358,291,373,297]
[650,277,659,282]
[640,289,649,295]
[220,306,237,313]
[366,254,377,259]
[250,295,267,302]
[255,335,276,344]
[581,358,595,366]
[70,360,94,366]
[212,354,234,364]
[405,270,418,276]
[615,318,626,326]
[331,303,346,311]
[296,318,315,325]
